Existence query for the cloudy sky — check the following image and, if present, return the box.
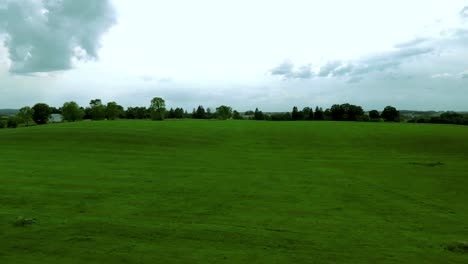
[1,0,468,111]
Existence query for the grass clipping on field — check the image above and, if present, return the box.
[13,216,37,227]
[445,241,468,253]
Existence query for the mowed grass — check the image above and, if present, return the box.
[1,120,468,263]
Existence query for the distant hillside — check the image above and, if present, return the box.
[0,109,19,116]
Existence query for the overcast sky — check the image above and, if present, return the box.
[1,0,468,111]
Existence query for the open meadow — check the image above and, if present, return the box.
[1,120,468,263]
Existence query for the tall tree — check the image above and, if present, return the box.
[194,105,206,119]
[126,107,149,119]
[303,107,314,120]
[167,108,176,119]
[381,106,400,122]
[62,101,85,122]
[17,106,34,126]
[291,106,304,121]
[32,103,51,125]
[368,110,380,120]
[174,108,184,119]
[330,103,364,121]
[254,108,264,120]
[330,104,345,121]
[216,105,233,120]
[314,107,324,120]
[232,110,243,120]
[89,99,106,120]
[106,102,123,120]
[149,97,166,120]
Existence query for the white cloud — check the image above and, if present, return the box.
[1,1,468,111]
[431,70,468,79]
[270,5,468,84]
[0,0,116,74]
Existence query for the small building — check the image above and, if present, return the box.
[49,114,63,123]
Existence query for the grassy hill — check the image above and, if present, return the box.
[1,120,467,263]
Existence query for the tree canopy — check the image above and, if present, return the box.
[149,97,166,120]
[216,105,233,120]
[381,106,400,122]
[89,99,106,120]
[32,103,51,125]
[62,101,85,122]
[106,102,124,120]
[17,106,34,126]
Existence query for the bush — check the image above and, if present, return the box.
[270,112,292,121]
[7,116,19,128]
[357,114,370,122]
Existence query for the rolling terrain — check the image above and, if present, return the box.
[1,120,467,263]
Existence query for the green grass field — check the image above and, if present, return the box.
[1,120,468,263]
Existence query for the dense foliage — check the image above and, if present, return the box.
[408,111,468,125]
[32,103,51,125]
[3,96,468,128]
[62,101,85,122]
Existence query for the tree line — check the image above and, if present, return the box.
[407,112,468,125]
[1,96,465,128]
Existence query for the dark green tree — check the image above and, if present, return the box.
[167,108,176,118]
[232,110,243,120]
[342,104,364,121]
[174,108,184,119]
[254,108,264,120]
[149,97,166,120]
[7,116,19,128]
[270,112,292,121]
[291,106,304,121]
[439,112,465,124]
[50,107,62,114]
[89,99,106,120]
[314,107,324,120]
[330,103,364,121]
[126,107,149,119]
[368,110,380,120]
[216,105,233,120]
[62,101,85,122]
[381,106,400,122]
[17,106,34,126]
[32,103,51,125]
[330,104,345,121]
[303,107,314,120]
[106,102,123,120]
[194,105,206,119]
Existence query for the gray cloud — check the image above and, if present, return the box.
[310,46,433,81]
[292,64,314,79]
[460,6,468,19]
[270,38,434,81]
[0,0,116,74]
[270,6,468,83]
[393,37,430,48]
[270,59,314,79]
[270,59,294,76]
[318,61,341,77]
